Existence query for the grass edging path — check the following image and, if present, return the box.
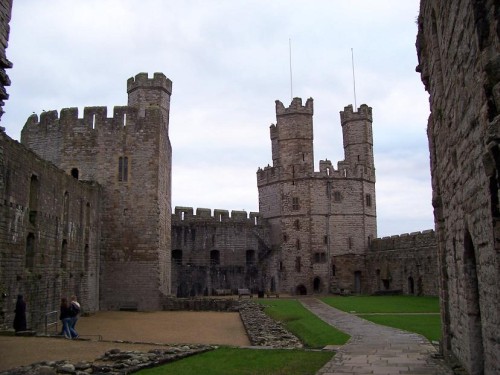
[321,295,442,342]
[257,299,350,348]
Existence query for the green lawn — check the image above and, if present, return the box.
[137,347,333,375]
[321,295,440,313]
[358,314,441,341]
[257,299,350,348]
[322,295,441,341]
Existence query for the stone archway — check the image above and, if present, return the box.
[463,229,484,374]
[408,276,415,295]
[295,284,307,295]
[313,277,321,293]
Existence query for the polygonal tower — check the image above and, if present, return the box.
[257,99,376,295]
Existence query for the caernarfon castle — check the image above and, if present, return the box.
[0,1,498,374]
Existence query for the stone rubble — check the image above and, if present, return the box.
[238,300,303,348]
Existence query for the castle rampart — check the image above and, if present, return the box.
[0,131,101,330]
[366,230,438,296]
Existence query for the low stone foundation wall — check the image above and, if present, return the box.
[162,297,239,311]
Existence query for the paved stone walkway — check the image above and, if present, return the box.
[300,298,453,375]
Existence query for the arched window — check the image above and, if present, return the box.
[25,233,35,270]
[29,175,39,224]
[210,250,220,265]
[84,244,89,271]
[246,250,255,266]
[172,249,183,265]
[61,239,68,269]
[71,168,79,179]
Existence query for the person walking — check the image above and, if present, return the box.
[69,295,80,339]
[13,295,27,332]
[59,297,75,339]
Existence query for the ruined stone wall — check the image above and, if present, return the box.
[0,0,13,122]
[417,1,499,374]
[171,207,272,296]
[0,131,101,330]
[257,100,376,295]
[20,73,173,311]
[366,230,438,296]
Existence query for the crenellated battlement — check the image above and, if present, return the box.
[275,97,314,116]
[22,105,166,134]
[340,104,372,123]
[127,72,172,95]
[370,230,435,252]
[172,206,262,225]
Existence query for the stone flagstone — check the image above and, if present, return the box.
[300,298,452,375]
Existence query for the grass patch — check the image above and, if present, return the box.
[257,299,349,347]
[322,295,441,341]
[322,295,440,313]
[359,314,441,341]
[137,347,333,375]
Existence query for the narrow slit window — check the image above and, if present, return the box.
[118,156,129,182]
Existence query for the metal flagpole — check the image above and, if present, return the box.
[289,38,293,101]
[351,48,357,109]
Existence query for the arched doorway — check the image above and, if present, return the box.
[354,271,361,294]
[463,229,484,374]
[408,276,415,294]
[313,277,321,293]
[295,284,307,295]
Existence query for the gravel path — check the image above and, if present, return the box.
[0,310,249,372]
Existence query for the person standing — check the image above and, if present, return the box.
[69,295,80,339]
[13,295,27,332]
[59,297,74,339]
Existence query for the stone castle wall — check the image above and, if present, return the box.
[0,131,101,330]
[171,207,272,296]
[417,1,499,374]
[366,230,438,296]
[20,73,173,311]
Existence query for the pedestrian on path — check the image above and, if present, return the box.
[59,297,77,339]
[69,295,80,339]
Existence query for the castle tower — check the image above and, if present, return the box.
[127,72,172,130]
[258,99,377,295]
[20,73,173,311]
[271,98,314,175]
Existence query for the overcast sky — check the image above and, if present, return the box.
[3,0,433,237]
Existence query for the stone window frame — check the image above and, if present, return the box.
[25,233,36,270]
[365,193,372,207]
[292,197,300,211]
[295,256,302,272]
[118,156,129,182]
[333,191,342,202]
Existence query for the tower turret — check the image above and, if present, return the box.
[340,104,375,181]
[127,72,172,130]
[271,97,314,175]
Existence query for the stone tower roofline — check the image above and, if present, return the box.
[270,97,314,139]
[275,97,314,116]
[340,104,372,123]
[127,72,172,95]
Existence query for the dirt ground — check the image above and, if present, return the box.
[0,311,250,372]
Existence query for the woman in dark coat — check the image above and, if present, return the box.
[59,297,73,338]
[13,295,27,332]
